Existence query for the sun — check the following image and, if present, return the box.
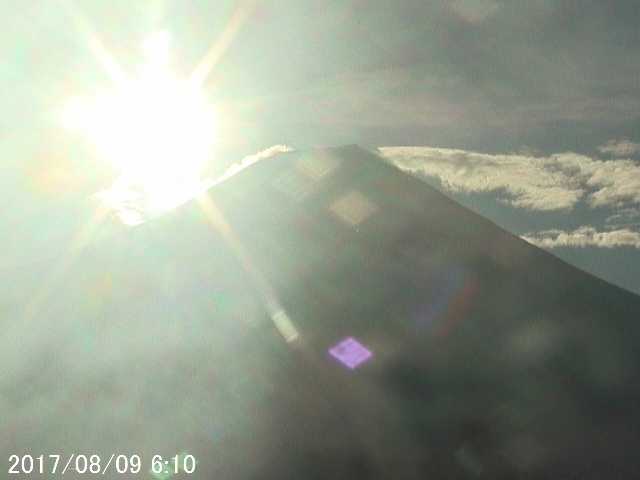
[62,31,218,212]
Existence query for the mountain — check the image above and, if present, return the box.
[2,145,640,479]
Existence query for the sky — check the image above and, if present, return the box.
[1,0,639,293]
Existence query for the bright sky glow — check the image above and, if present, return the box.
[61,31,218,218]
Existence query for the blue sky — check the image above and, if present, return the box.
[2,0,639,293]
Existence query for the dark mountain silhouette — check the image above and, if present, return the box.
[2,145,640,479]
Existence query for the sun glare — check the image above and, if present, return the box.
[62,31,218,213]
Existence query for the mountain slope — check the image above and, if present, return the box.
[2,145,640,479]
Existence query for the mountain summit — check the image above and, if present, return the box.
[3,145,640,478]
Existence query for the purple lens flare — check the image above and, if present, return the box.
[328,336,373,369]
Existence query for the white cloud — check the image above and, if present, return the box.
[521,226,640,249]
[598,139,640,157]
[580,157,640,207]
[606,207,640,229]
[94,145,294,225]
[93,178,216,226]
[215,144,294,182]
[92,188,148,226]
[378,147,640,211]
[378,147,584,211]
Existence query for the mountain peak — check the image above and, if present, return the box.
[3,144,640,478]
